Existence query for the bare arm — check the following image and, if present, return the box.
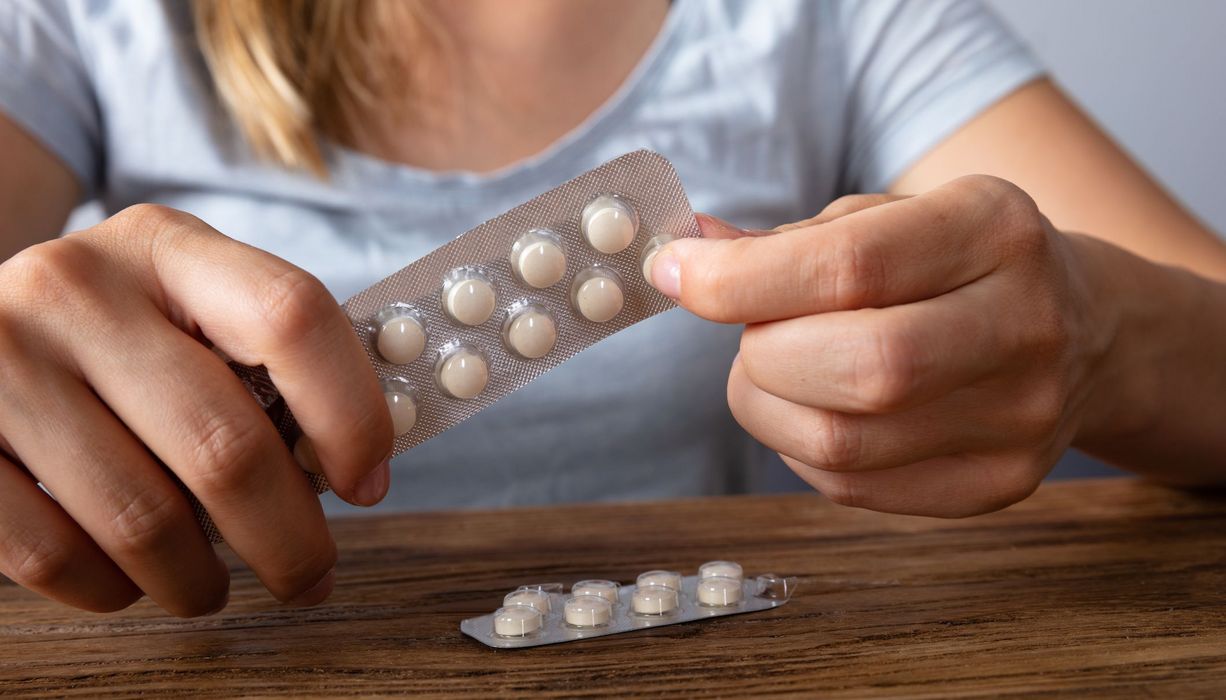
[892,79,1226,280]
[0,111,80,259]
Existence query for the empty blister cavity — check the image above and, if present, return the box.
[381,378,419,437]
[632,584,679,616]
[697,576,743,607]
[639,234,675,287]
[571,266,624,323]
[510,229,567,288]
[564,595,612,628]
[636,570,681,591]
[493,605,544,638]
[442,268,496,326]
[373,304,427,365]
[571,579,620,604]
[754,574,794,600]
[581,194,639,254]
[504,588,552,614]
[699,560,743,581]
[435,343,489,399]
[502,303,557,359]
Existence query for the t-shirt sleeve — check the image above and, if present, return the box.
[835,0,1045,193]
[0,0,102,200]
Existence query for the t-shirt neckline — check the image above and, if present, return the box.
[328,0,690,199]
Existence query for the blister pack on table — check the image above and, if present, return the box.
[461,560,798,649]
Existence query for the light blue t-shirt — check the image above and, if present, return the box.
[0,0,1042,513]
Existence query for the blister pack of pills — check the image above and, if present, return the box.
[461,561,798,649]
[195,150,698,542]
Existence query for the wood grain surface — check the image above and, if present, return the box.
[1,478,1224,698]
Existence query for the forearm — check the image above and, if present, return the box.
[1072,233,1226,484]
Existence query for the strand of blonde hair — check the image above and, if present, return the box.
[192,0,434,176]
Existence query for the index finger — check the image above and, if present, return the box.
[106,206,394,505]
[656,177,1027,324]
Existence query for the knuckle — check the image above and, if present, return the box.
[187,410,268,499]
[112,203,195,233]
[852,326,917,413]
[1016,381,1066,437]
[6,537,74,590]
[805,411,863,471]
[255,267,333,343]
[108,486,188,557]
[1,240,94,308]
[818,474,862,510]
[821,231,886,310]
[957,176,1046,253]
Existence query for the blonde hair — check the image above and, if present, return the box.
[191,0,437,176]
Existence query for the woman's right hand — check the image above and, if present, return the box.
[0,204,394,616]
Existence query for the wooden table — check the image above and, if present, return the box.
[2,478,1225,697]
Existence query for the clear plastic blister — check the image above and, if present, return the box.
[202,150,699,542]
[460,561,798,649]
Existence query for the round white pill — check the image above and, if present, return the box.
[512,238,567,288]
[444,275,496,326]
[504,588,551,614]
[697,575,743,607]
[375,313,426,365]
[435,345,488,399]
[504,306,557,359]
[699,560,743,581]
[493,605,543,637]
[632,584,678,615]
[564,594,612,628]
[384,387,418,436]
[582,195,638,254]
[635,570,682,591]
[572,268,624,323]
[639,234,674,288]
[571,579,620,604]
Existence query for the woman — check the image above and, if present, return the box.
[1,0,1224,617]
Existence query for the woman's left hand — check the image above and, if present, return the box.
[650,175,1116,516]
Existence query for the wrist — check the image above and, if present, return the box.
[1067,232,1226,474]
[1064,233,1178,443]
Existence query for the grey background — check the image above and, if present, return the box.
[988,0,1226,241]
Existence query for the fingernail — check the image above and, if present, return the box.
[353,458,391,506]
[695,213,744,239]
[286,568,335,608]
[651,248,681,299]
